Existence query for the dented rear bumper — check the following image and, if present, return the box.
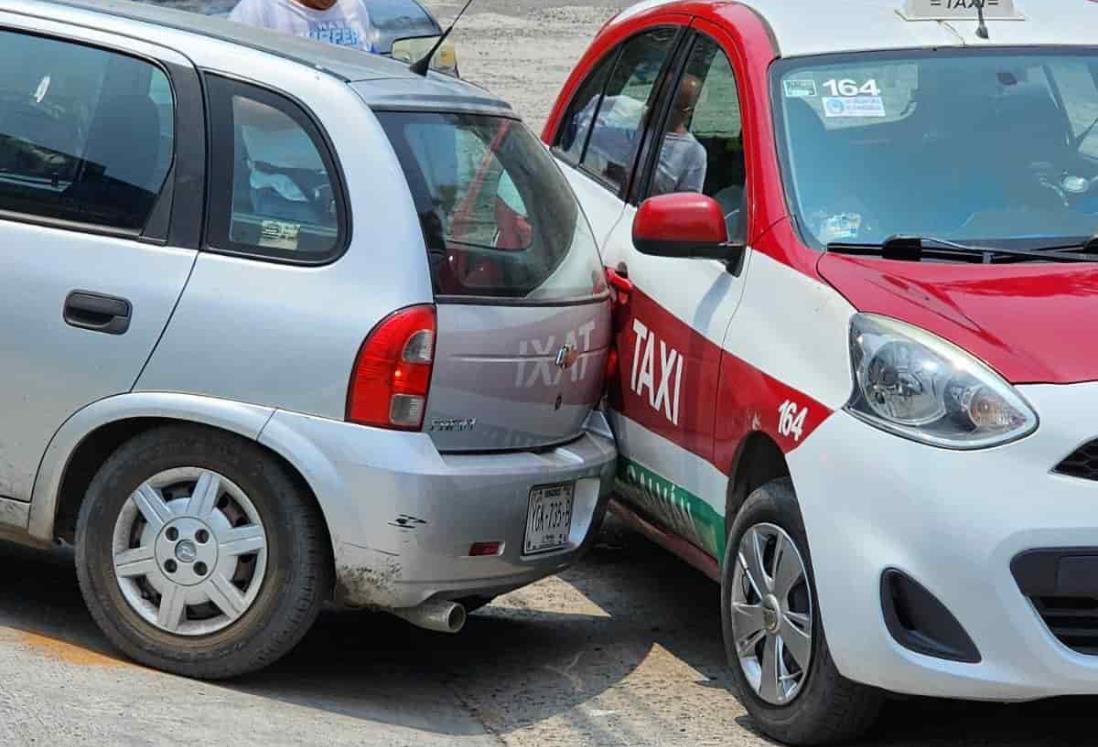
[258,409,617,610]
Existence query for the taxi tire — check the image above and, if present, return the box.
[721,478,883,745]
[75,425,330,680]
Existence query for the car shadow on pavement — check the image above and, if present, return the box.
[235,599,643,737]
[0,542,120,659]
[574,517,1098,747]
[0,537,652,739]
[4,527,1098,745]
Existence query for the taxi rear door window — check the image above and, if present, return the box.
[573,27,679,194]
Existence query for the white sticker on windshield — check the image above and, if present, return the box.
[783,79,818,98]
[822,96,886,118]
[820,213,863,242]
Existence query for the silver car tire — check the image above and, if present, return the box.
[721,478,883,746]
[75,425,328,679]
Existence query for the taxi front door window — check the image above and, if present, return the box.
[648,36,745,238]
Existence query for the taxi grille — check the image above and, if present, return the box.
[1054,441,1098,481]
[1013,550,1098,656]
[1031,597,1098,655]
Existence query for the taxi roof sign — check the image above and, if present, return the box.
[899,0,1024,21]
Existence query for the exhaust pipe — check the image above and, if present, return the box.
[391,599,467,634]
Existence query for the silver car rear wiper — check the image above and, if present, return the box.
[827,235,1098,264]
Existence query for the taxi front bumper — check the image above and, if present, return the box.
[789,381,1098,701]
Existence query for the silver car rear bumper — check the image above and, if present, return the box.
[258,410,617,610]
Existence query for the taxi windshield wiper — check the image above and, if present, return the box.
[827,235,1098,264]
[1033,234,1098,255]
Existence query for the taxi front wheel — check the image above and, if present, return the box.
[721,478,883,745]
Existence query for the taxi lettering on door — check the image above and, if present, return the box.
[629,318,684,425]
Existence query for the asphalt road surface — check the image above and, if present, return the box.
[7,1,1098,744]
[4,516,1098,746]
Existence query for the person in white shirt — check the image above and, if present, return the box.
[651,75,708,196]
[229,0,374,52]
[575,75,708,196]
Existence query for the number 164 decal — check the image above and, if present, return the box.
[778,400,809,442]
[822,78,880,97]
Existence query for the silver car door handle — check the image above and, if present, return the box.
[63,290,132,335]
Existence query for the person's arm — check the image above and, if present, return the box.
[354,0,375,52]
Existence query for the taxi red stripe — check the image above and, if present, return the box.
[610,285,833,476]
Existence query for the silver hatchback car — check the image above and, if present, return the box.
[0,0,616,677]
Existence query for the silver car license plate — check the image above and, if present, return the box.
[524,483,574,555]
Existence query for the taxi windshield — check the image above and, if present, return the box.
[773,50,1098,250]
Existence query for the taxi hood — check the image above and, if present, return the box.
[817,253,1098,385]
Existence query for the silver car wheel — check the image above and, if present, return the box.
[111,467,268,636]
[730,522,813,706]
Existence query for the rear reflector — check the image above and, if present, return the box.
[347,305,436,430]
[469,542,503,557]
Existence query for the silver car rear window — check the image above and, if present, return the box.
[379,111,606,303]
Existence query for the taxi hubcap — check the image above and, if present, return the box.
[762,594,781,634]
[730,523,813,706]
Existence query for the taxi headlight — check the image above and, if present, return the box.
[847,314,1037,449]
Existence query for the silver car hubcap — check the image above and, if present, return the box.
[730,523,813,705]
[111,467,268,636]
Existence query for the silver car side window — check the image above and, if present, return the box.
[204,74,348,263]
[0,29,175,231]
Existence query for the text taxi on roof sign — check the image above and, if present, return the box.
[545,0,1098,743]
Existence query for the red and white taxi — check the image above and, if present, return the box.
[546,0,1098,743]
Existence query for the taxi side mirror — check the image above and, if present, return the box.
[632,193,744,263]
